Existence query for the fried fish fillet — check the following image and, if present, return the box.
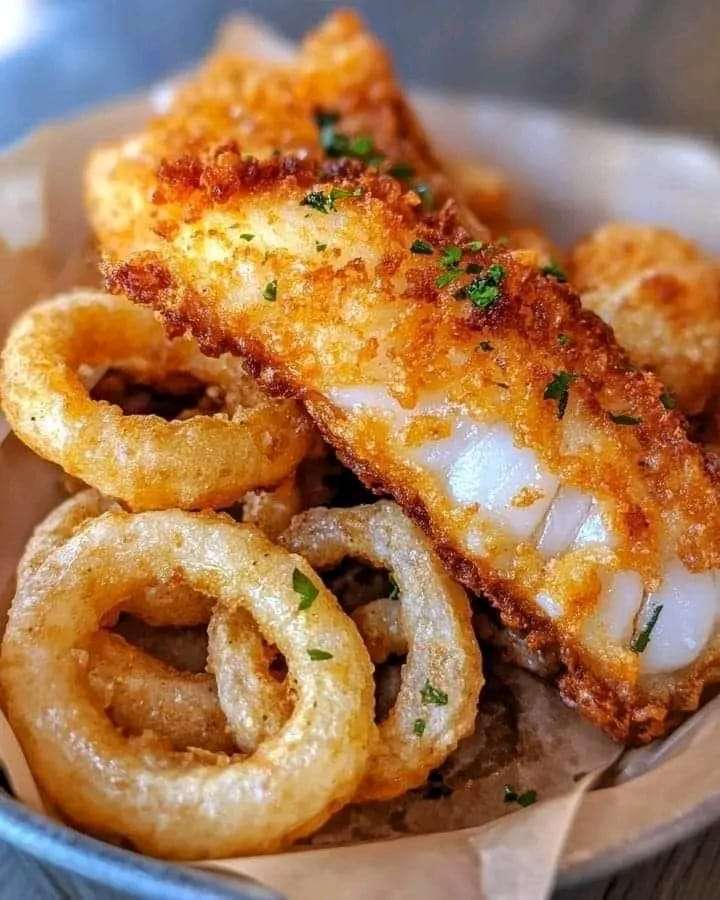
[89,11,720,743]
[569,223,720,415]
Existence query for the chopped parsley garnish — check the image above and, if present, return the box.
[436,269,462,289]
[307,648,333,661]
[300,186,363,214]
[410,239,434,255]
[436,245,464,289]
[293,568,319,610]
[389,161,415,180]
[441,246,463,269]
[315,111,384,165]
[631,605,663,653]
[388,574,400,601]
[301,191,331,213]
[541,260,567,282]
[558,333,572,347]
[609,412,641,426]
[262,280,278,302]
[544,371,577,419]
[478,341,494,352]
[465,240,485,252]
[467,263,505,310]
[517,790,537,807]
[315,241,327,252]
[239,233,254,241]
[420,679,448,706]
[660,391,676,410]
[504,784,537,807]
[413,181,434,211]
[413,718,426,736]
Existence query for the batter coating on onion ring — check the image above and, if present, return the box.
[0,290,313,510]
[1,509,375,858]
[16,489,296,754]
[279,501,483,801]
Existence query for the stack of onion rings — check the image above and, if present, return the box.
[0,290,313,510]
[1,509,376,859]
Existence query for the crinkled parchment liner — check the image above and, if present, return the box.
[1,16,720,900]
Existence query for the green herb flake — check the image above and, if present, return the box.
[467,263,506,311]
[544,371,577,419]
[413,718,426,736]
[388,574,400,601]
[300,187,363,214]
[420,679,448,706]
[441,246,463,269]
[504,784,537,806]
[558,333,572,347]
[541,260,567,282]
[239,233,255,241]
[467,282,499,309]
[478,341,494,352]
[389,161,415,181]
[293,568,319,610]
[410,239,434,255]
[316,112,384,165]
[315,241,327,252]
[262,280,278,302]
[465,240,485,252]
[660,391,676,410]
[609,412,641,426]
[300,191,332,214]
[437,270,463,290]
[630,605,663,653]
[329,185,364,204]
[307,648,334,661]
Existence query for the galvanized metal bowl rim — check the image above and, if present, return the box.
[0,791,279,899]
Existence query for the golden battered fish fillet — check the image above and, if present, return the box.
[569,223,720,415]
[90,11,720,743]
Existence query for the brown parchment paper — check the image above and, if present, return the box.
[0,15,719,900]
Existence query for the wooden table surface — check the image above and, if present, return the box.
[2,0,719,896]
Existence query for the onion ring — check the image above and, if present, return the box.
[17,490,295,754]
[0,290,313,510]
[1,509,375,858]
[279,501,483,801]
[87,631,235,754]
[351,599,406,664]
[18,488,214,627]
[207,606,294,753]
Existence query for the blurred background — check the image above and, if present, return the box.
[2,0,719,148]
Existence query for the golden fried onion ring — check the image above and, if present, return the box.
[0,290,313,510]
[1,509,375,858]
[351,598,407,664]
[207,606,293,753]
[279,501,483,801]
[18,488,214,626]
[18,489,290,754]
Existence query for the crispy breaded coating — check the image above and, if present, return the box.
[569,223,720,414]
[89,11,720,743]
